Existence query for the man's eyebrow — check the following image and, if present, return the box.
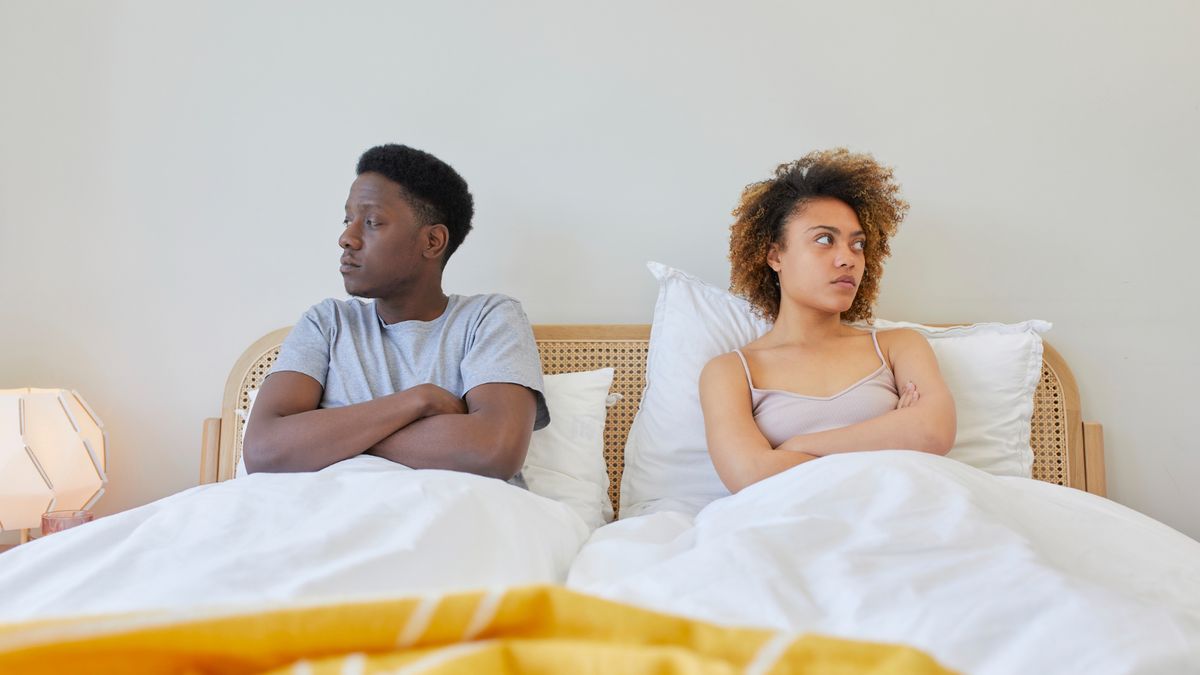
[806,225,865,237]
[345,201,382,211]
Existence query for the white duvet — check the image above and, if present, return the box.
[568,451,1200,675]
[0,455,588,622]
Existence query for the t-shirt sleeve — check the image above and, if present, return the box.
[269,302,333,387]
[461,297,550,430]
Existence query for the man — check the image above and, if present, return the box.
[243,144,548,483]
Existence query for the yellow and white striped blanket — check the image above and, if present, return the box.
[0,585,953,674]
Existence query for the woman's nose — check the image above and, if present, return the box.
[835,245,858,268]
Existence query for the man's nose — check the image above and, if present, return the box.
[339,221,362,249]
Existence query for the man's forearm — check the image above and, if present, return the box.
[367,412,524,480]
[246,390,431,473]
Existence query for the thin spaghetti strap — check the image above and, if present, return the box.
[871,331,887,368]
[732,349,756,389]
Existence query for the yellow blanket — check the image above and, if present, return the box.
[0,585,954,674]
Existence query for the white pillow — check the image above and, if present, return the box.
[235,370,616,530]
[522,368,615,530]
[864,319,1048,478]
[619,261,1049,519]
[619,263,768,517]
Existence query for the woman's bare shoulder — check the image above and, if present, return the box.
[703,350,744,375]
[872,326,924,344]
[871,327,935,366]
[701,351,753,391]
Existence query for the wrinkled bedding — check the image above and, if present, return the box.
[568,451,1200,674]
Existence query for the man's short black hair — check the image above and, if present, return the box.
[356,144,474,264]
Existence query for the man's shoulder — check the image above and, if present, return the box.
[454,292,525,312]
[292,298,377,336]
[448,294,534,342]
[302,297,374,321]
[450,293,531,326]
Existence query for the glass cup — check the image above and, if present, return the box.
[41,510,94,535]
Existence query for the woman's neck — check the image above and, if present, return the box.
[765,303,847,346]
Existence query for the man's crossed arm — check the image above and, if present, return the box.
[242,371,536,480]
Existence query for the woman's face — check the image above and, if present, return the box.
[767,197,866,317]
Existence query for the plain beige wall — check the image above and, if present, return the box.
[1,1,1197,542]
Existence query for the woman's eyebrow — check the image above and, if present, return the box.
[806,225,865,237]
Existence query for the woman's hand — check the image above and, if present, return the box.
[896,381,920,409]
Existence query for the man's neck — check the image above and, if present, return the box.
[374,281,450,325]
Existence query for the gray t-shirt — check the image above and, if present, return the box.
[270,294,549,433]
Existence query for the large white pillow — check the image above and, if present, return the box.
[619,261,1049,519]
[619,263,768,517]
[235,369,616,529]
[522,368,615,530]
[865,319,1048,478]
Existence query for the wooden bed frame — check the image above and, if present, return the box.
[200,325,1108,513]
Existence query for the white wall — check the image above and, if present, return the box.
[2,1,1197,541]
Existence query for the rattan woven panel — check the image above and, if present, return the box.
[536,340,648,518]
[1031,363,1069,486]
[233,347,282,469]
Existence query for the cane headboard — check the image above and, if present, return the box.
[200,324,1107,516]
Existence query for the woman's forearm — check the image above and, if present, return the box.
[723,447,820,492]
[778,405,955,457]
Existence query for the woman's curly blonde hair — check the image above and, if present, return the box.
[729,148,908,323]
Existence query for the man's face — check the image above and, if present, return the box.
[338,172,428,298]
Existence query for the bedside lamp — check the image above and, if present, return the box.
[0,388,107,543]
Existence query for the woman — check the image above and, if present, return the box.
[699,149,956,493]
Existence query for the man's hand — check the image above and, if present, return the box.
[365,383,537,480]
[413,383,468,418]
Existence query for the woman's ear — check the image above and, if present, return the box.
[422,224,450,261]
[766,242,782,273]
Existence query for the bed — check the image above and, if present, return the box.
[189,318,1195,674]
[3,317,1198,674]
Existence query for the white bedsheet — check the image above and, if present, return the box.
[568,451,1200,675]
[0,455,588,622]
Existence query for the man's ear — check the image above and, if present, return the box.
[422,224,450,261]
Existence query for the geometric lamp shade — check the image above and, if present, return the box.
[0,388,107,532]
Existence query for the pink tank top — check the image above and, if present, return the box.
[734,331,900,448]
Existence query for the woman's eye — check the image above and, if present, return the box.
[816,234,832,245]
[852,240,866,251]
